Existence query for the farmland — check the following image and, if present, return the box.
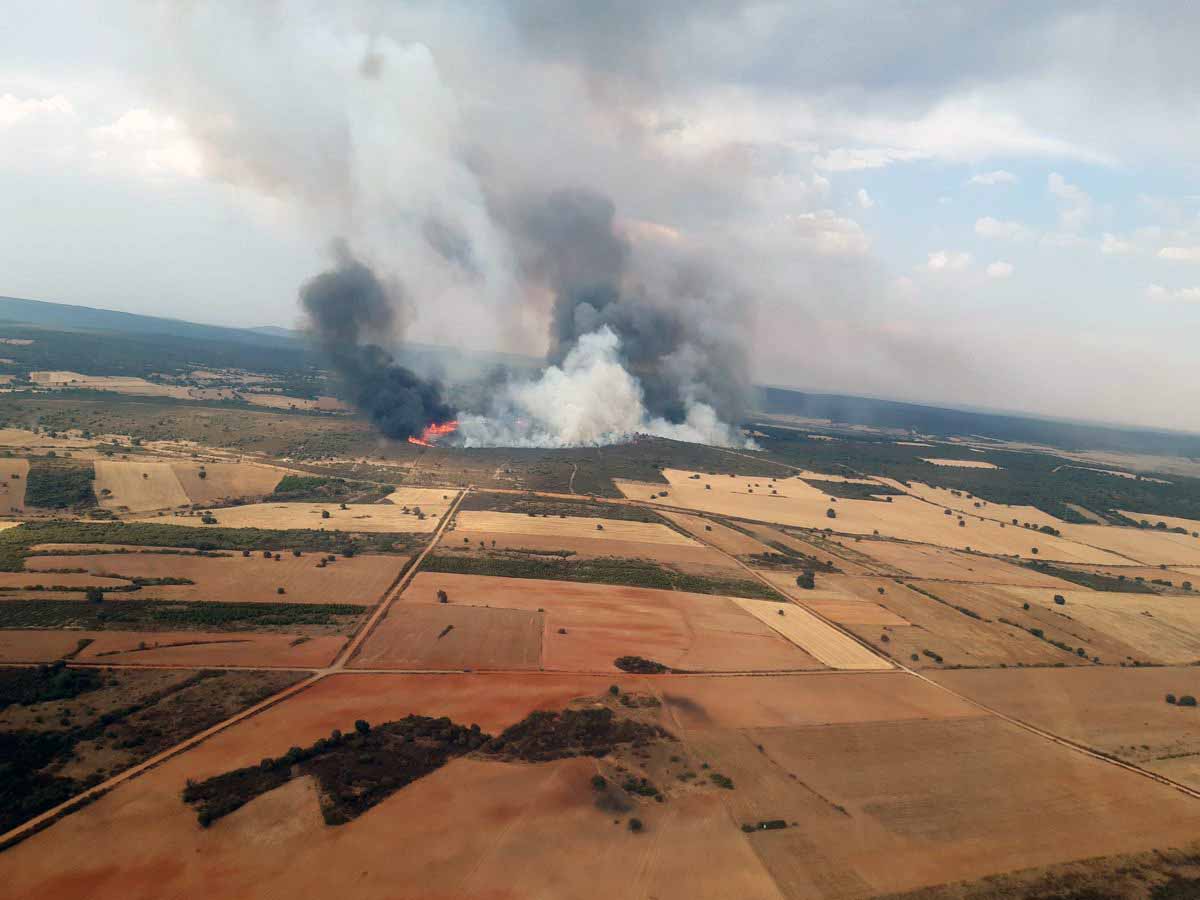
[8,313,1200,899]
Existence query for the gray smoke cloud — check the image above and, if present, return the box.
[299,244,452,440]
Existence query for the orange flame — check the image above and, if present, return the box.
[407,419,458,447]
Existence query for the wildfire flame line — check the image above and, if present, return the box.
[407,419,458,448]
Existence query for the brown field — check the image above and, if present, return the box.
[451,510,698,546]
[0,457,28,513]
[0,672,790,900]
[25,552,406,605]
[0,571,130,590]
[730,597,892,670]
[996,585,1200,664]
[9,671,1200,899]
[659,510,775,556]
[920,457,1000,469]
[831,538,1079,586]
[441,530,747,579]
[0,629,344,666]
[616,469,1129,563]
[930,666,1200,788]
[95,459,190,511]
[391,572,824,673]
[349,605,544,670]
[144,499,448,532]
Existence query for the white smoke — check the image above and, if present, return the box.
[457,327,754,449]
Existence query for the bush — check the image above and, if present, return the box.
[1166,693,1177,704]
[355,719,371,734]
[276,587,285,595]
[608,684,619,696]
[628,817,643,833]
[1053,594,1066,605]
[591,775,606,791]
[825,508,837,519]
[1180,696,1198,708]
[796,571,815,590]
[85,586,104,604]
[321,510,330,519]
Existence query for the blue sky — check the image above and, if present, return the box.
[2,2,1199,431]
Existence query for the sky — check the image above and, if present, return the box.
[2,1,1200,432]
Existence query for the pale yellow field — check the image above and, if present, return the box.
[731,597,892,670]
[144,499,451,532]
[172,461,285,505]
[1118,510,1200,534]
[921,457,1001,469]
[999,585,1200,664]
[616,469,1129,563]
[1054,523,1200,566]
[895,481,1064,529]
[0,428,94,449]
[95,460,189,511]
[829,537,1080,587]
[451,511,698,546]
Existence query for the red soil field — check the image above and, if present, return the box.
[394,572,824,673]
[0,629,345,667]
[0,672,784,900]
[25,552,407,605]
[349,605,544,670]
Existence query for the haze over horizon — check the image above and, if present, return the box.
[4,2,1200,432]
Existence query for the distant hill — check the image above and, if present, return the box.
[0,295,298,348]
[756,386,1200,458]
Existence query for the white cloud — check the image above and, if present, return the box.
[890,275,919,299]
[0,92,74,127]
[1040,232,1089,249]
[856,187,874,209]
[1146,284,1200,303]
[785,210,870,256]
[975,216,1032,241]
[920,250,972,272]
[88,108,204,179]
[1100,233,1136,255]
[1158,246,1200,261]
[968,170,1017,186]
[812,146,926,172]
[986,260,1014,279]
[1048,172,1092,231]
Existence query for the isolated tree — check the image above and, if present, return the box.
[826,508,837,520]
[321,509,331,519]
[796,571,815,590]
[197,469,207,480]
[437,589,449,604]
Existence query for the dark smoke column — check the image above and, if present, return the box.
[299,245,452,440]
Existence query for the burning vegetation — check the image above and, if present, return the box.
[407,419,459,448]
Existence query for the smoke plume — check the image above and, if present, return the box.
[300,245,451,440]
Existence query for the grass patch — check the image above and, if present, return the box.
[420,553,781,599]
[1023,560,1159,593]
[0,662,103,709]
[25,459,96,510]
[459,491,671,523]
[271,474,390,503]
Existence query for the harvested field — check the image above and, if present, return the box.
[930,666,1200,787]
[730,597,892,670]
[0,457,28,513]
[893,481,1062,529]
[0,572,130,590]
[920,458,1000,469]
[71,631,345,667]
[144,501,446,533]
[172,461,285,505]
[797,575,1091,669]
[831,538,1079,586]
[1118,510,1200,533]
[996,585,1200,664]
[616,469,1128,563]
[0,673,784,900]
[741,524,878,575]
[94,460,189,511]
[451,510,698,546]
[25,552,406,605]
[659,511,775,556]
[1053,522,1200,565]
[349,605,543,670]
[733,715,1200,897]
[241,393,348,411]
[393,572,824,673]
